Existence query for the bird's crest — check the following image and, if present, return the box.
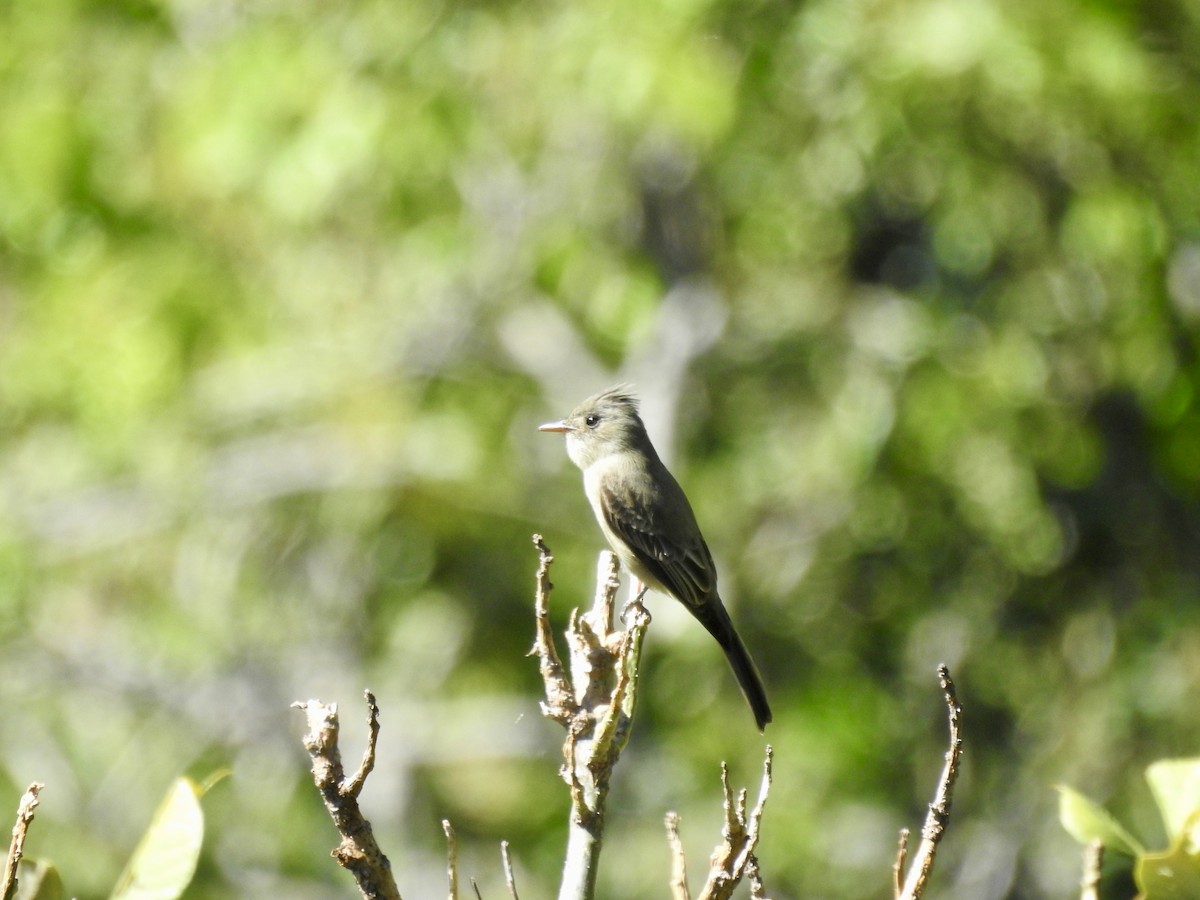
[593,384,639,414]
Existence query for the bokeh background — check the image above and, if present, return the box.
[3,0,1200,897]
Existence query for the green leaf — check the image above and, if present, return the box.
[109,777,205,900]
[15,859,65,900]
[1056,785,1145,856]
[1146,758,1200,848]
[1136,838,1200,899]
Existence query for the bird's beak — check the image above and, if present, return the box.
[538,419,570,433]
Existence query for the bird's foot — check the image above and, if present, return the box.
[621,583,651,624]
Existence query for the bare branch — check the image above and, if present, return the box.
[589,550,622,643]
[531,535,573,723]
[293,695,401,900]
[590,600,648,766]
[530,538,650,900]
[745,750,772,853]
[665,812,691,900]
[893,828,910,899]
[745,856,767,900]
[697,747,774,900]
[2,783,43,900]
[896,664,963,900]
[1080,839,1102,900]
[344,690,381,799]
[443,820,458,900]
[501,840,520,900]
[563,717,590,823]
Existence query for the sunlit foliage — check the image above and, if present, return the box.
[2,0,1199,896]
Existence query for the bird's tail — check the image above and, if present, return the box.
[700,598,773,731]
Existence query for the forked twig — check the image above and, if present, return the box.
[293,692,401,900]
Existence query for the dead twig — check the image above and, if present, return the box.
[293,691,401,900]
[2,783,44,900]
[895,665,962,900]
[530,536,649,900]
[443,820,458,900]
[501,840,520,900]
[665,812,690,900]
[892,828,909,899]
[693,746,774,900]
[344,691,381,798]
[1080,839,1102,900]
[531,535,574,723]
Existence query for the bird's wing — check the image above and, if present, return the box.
[599,480,716,609]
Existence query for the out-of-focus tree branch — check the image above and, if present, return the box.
[1079,839,1102,900]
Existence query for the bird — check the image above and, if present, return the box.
[539,385,772,731]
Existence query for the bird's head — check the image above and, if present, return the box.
[538,385,647,470]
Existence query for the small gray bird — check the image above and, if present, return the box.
[539,386,772,731]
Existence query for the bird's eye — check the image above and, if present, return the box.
[584,414,600,428]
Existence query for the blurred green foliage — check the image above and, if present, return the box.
[1060,758,1200,899]
[2,0,1200,897]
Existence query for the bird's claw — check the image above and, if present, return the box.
[621,593,650,624]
